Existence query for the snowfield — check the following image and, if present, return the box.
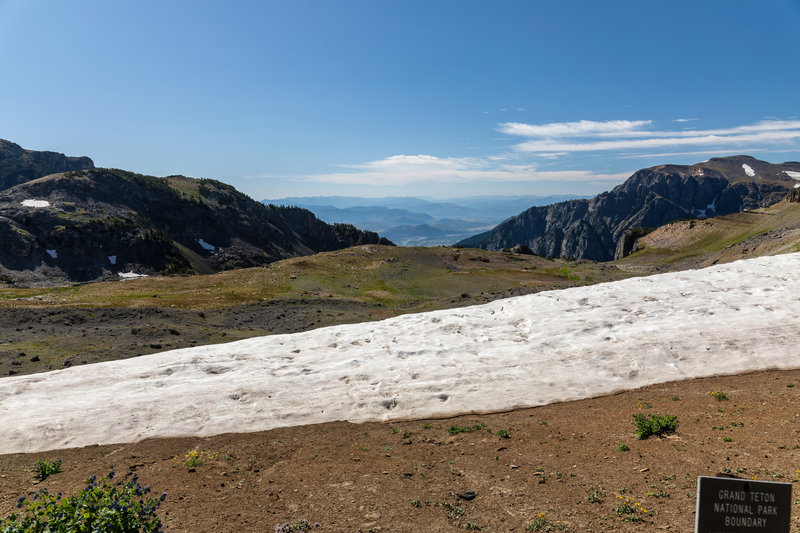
[20,199,51,208]
[2,253,800,454]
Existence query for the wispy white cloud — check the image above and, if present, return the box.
[502,119,800,154]
[292,154,628,186]
[673,118,698,123]
[499,119,651,138]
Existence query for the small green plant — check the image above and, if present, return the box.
[448,422,486,435]
[587,490,604,503]
[723,436,733,442]
[465,523,483,530]
[402,430,410,439]
[33,458,62,481]
[615,496,651,522]
[710,391,729,401]
[176,449,217,469]
[442,502,464,519]
[1,472,165,532]
[497,429,510,439]
[788,384,796,388]
[616,443,630,452]
[671,395,681,401]
[411,499,421,508]
[633,413,678,439]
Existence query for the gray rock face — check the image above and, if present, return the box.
[0,139,94,191]
[461,156,800,261]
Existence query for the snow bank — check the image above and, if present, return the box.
[2,253,800,454]
[197,238,216,252]
[21,199,50,208]
[786,171,800,180]
[118,271,148,279]
[742,164,756,177]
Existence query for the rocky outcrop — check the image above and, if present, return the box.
[0,168,391,286]
[0,139,94,191]
[459,156,800,261]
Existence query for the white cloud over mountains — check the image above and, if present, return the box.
[302,154,628,187]
[260,118,799,195]
[501,119,800,154]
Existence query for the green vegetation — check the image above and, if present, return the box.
[587,491,604,503]
[633,413,678,440]
[33,458,62,481]
[710,390,729,401]
[0,246,627,312]
[1,472,164,532]
[496,429,510,439]
[616,443,630,452]
[448,422,486,435]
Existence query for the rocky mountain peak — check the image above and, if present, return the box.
[0,139,94,191]
[459,156,800,262]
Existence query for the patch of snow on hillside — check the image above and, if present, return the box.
[21,199,50,208]
[2,253,800,454]
[785,171,800,180]
[197,238,216,252]
[706,195,718,215]
[108,256,117,265]
[742,164,756,177]
[118,271,148,279]
[46,249,57,259]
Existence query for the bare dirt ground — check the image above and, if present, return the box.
[3,368,800,532]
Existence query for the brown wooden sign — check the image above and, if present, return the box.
[695,476,791,532]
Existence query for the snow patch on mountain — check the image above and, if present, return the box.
[21,199,50,208]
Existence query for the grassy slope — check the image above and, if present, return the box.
[618,200,800,271]
[0,246,627,313]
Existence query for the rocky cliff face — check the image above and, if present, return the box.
[459,156,800,261]
[0,139,94,191]
[0,168,391,286]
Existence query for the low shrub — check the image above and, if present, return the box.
[633,413,678,440]
[1,471,165,532]
[34,458,62,481]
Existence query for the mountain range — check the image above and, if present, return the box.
[458,156,800,261]
[0,140,388,286]
[263,195,582,246]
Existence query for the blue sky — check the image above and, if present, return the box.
[1,0,799,199]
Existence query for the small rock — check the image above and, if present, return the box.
[457,491,477,501]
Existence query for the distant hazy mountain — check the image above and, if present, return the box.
[263,195,583,246]
[457,156,800,261]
